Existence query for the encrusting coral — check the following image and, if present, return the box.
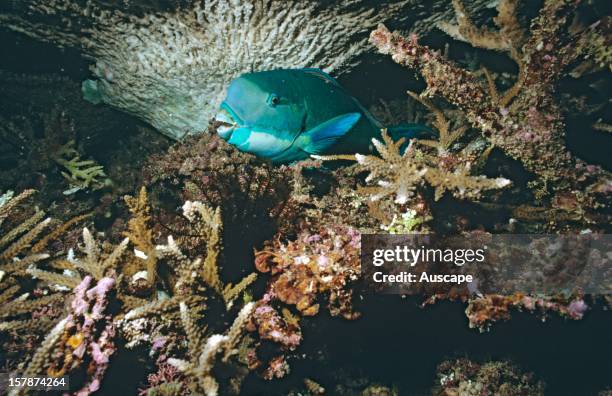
[255,226,362,320]
[244,225,362,379]
[433,358,544,396]
[370,0,611,221]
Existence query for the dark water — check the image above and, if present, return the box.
[237,297,611,395]
[1,16,610,396]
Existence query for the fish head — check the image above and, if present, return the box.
[214,71,305,158]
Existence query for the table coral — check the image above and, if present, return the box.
[0,0,414,140]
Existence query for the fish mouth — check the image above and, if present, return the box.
[214,104,242,140]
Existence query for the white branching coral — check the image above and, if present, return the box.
[1,0,413,140]
[315,127,510,206]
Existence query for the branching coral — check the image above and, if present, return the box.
[0,190,66,344]
[10,276,117,396]
[123,187,158,288]
[315,126,510,229]
[0,0,416,139]
[53,140,107,194]
[2,187,262,394]
[46,276,117,394]
[370,0,611,218]
[119,192,257,370]
[0,188,127,395]
[166,302,254,396]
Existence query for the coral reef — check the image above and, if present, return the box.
[2,187,261,395]
[433,358,544,396]
[0,190,73,353]
[370,0,611,221]
[0,71,170,223]
[0,2,609,395]
[165,301,254,395]
[143,132,298,267]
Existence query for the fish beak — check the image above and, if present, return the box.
[214,107,238,140]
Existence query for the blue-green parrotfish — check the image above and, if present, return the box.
[214,68,432,163]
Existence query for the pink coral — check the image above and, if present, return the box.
[47,276,117,395]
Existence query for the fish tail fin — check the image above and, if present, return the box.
[386,123,437,141]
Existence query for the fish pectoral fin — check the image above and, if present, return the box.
[297,112,361,154]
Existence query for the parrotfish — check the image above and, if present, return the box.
[214,68,432,163]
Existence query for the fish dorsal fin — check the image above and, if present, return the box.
[296,112,361,154]
[300,68,341,87]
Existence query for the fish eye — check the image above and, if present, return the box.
[267,94,281,107]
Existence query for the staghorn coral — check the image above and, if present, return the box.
[26,225,129,293]
[9,276,118,396]
[370,0,611,219]
[0,0,416,140]
[53,139,108,194]
[119,192,257,367]
[10,222,130,395]
[315,127,510,229]
[165,301,255,396]
[45,276,117,395]
[433,358,544,396]
[3,188,263,394]
[123,187,158,289]
[0,190,71,352]
[2,213,126,394]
